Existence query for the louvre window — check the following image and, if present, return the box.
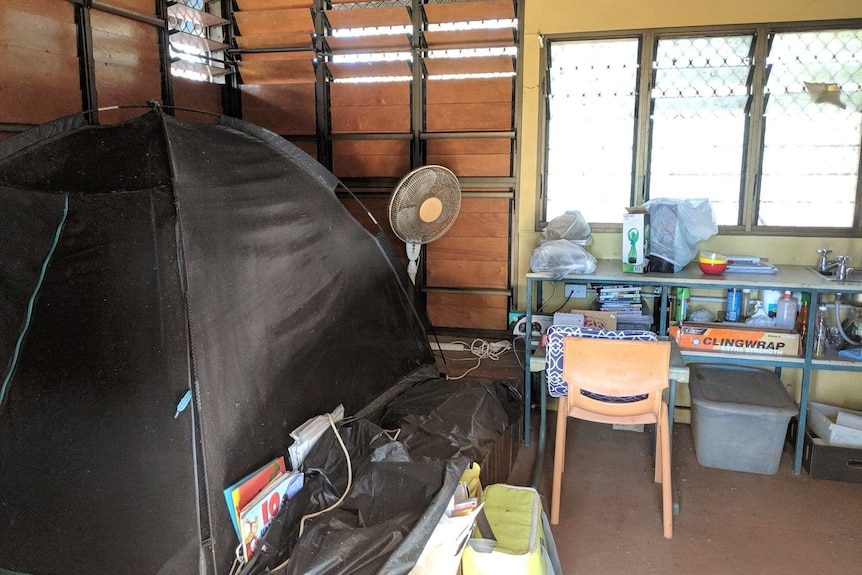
[544,24,862,232]
[167,0,230,82]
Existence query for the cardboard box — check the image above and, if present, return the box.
[668,322,800,357]
[807,401,862,448]
[622,207,649,273]
[788,417,862,484]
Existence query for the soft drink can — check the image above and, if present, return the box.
[726,288,741,322]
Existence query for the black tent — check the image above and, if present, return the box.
[0,108,441,574]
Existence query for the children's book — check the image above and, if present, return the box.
[239,470,304,561]
[223,456,286,540]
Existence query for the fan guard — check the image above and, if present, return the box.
[388,165,461,244]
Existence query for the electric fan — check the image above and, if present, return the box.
[388,165,462,283]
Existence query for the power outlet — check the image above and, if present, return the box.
[564,283,587,298]
[513,314,553,337]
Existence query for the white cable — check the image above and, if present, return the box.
[298,413,353,538]
[445,338,513,380]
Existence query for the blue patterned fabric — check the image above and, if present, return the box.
[545,325,657,399]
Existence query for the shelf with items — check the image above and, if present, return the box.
[680,349,805,369]
[522,260,862,476]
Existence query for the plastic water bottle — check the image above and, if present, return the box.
[813,305,828,357]
[775,290,798,329]
[740,289,752,321]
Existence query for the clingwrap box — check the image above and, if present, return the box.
[622,206,649,273]
[668,322,800,357]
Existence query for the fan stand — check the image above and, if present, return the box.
[406,242,421,284]
[405,197,445,284]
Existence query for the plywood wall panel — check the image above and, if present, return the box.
[445,211,509,238]
[427,138,512,176]
[241,84,316,134]
[426,102,512,132]
[325,7,410,29]
[427,292,509,331]
[106,0,156,15]
[331,106,410,133]
[288,139,318,160]
[0,2,80,123]
[426,260,508,289]
[238,0,312,10]
[332,140,411,178]
[6,0,71,18]
[426,77,513,132]
[235,33,312,50]
[423,0,515,24]
[425,55,515,76]
[0,4,77,52]
[91,12,161,120]
[426,77,512,104]
[173,77,222,122]
[427,235,508,262]
[234,9,313,35]
[237,57,315,84]
[426,196,510,290]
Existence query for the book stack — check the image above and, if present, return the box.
[595,285,652,330]
[224,457,304,563]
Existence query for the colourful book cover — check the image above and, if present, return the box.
[223,456,286,540]
[239,470,304,561]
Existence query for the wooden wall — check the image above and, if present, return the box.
[0,0,226,132]
[0,0,81,126]
[0,0,519,331]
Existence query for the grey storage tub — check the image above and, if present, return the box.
[689,363,798,475]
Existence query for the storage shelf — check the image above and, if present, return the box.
[681,350,805,368]
[522,260,862,477]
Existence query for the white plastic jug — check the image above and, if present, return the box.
[774,291,798,329]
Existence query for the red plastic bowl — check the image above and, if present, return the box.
[699,260,727,274]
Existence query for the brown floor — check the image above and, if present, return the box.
[434,335,862,575]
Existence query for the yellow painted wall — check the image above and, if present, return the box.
[515,1,862,407]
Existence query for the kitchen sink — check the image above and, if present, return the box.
[807,267,862,284]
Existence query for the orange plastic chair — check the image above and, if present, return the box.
[550,337,673,538]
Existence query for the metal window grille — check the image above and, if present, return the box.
[544,24,862,231]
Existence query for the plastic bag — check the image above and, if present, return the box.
[538,210,592,246]
[530,239,597,280]
[643,198,717,272]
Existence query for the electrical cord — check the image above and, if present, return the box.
[443,338,513,380]
[535,282,557,313]
[549,293,572,315]
[298,413,353,537]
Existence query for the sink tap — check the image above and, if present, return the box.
[836,256,854,281]
[817,249,854,279]
[816,248,834,273]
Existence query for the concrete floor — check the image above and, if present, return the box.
[433,335,862,575]
[511,417,862,575]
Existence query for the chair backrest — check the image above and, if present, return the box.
[562,337,671,418]
[545,325,657,398]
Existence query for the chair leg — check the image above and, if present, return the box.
[654,418,662,484]
[660,402,673,539]
[551,403,567,525]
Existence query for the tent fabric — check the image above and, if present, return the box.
[0,108,436,575]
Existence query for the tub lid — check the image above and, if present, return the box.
[688,363,798,415]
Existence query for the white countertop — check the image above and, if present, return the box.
[527,259,862,293]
